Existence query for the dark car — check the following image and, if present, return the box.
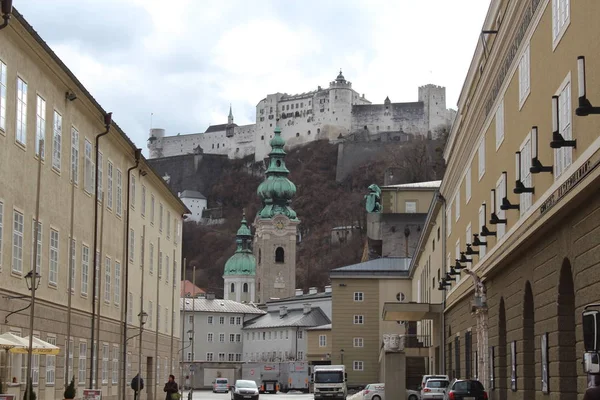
[444,379,488,400]
[231,380,259,400]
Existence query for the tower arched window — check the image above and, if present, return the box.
[243,283,249,293]
[258,249,262,264]
[275,247,285,263]
[230,283,235,293]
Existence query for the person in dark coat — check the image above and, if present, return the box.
[585,374,600,400]
[164,374,179,400]
[131,373,144,400]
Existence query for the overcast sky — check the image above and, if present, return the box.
[16,0,490,155]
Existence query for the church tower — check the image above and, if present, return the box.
[254,126,299,303]
[226,104,235,138]
[223,212,256,303]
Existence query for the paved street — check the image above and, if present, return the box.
[184,390,314,400]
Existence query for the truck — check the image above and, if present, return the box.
[281,361,310,393]
[241,361,311,393]
[312,365,347,400]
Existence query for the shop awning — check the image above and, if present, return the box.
[382,302,443,321]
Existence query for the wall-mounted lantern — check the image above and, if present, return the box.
[489,190,507,225]
[530,126,553,174]
[576,56,600,116]
[500,172,520,211]
[550,95,576,149]
[514,152,535,194]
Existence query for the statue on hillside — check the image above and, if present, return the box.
[365,184,382,213]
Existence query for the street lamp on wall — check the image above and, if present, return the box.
[0,0,13,30]
[24,270,41,292]
[576,56,600,116]
[3,270,41,323]
[138,311,149,326]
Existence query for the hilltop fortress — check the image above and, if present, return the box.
[147,71,456,162]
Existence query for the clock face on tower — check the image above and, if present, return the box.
[275,220,286,231]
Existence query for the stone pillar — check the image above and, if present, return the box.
[383,334,406,400]
[251,282,256,303]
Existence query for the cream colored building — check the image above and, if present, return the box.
[0,8,186,400]
[403,0,600,398]
[306,324,332,363]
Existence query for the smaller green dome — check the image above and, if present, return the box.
[236,213,252,237]
[224,211,256,276]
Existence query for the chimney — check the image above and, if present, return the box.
[309,287,317,295]
[324,285,332,293]
[295,289,303,296]
[303,303,311,314]
[279,306,288,318]
[206,293,215,300]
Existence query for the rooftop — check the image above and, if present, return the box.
[180,190,206,200]
[205,123,237,133]
[382,180,442,189]
[243,307,331,330]
[180,280,205,297]
[180,298,265,315]
[330,257,411,277]
[266,290,332,304]
[307,324,332,331]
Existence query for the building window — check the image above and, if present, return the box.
[353,361,364,371]
[159,203,164,232]
[353,337,364,348]
[49,229,59,285]
[353,315,364,325]
[102,344,109,384]
[236,334,241,342]
[520,133,533,216]
[31,221,41,273]
[495,174,506,239]
[130,175,136,208]
[107,162,113,210]
[116,169,122,217]
[206,353,214,362]
[78,342,87,385]
[236,317,242,325]
[207,316,213,324]
[71,127,79,184]
[148,301,153,328]
[114,261,121,305]
[455,192,460,222]
[465,224,472,254]
[519,44,531,106]
[243,283,249,293]
[227,353,234,362]
[15,77,27,145]
[555,77,572,178]
[353,292,364,302]
[478,136,485,180]
[104,257,111,303]
[478,205,486,258]
[12,210,24,274]
[45,337,56,385]
[129,229,135,262]
[219,316,225,324]
[141,185,146,216]
[297,331,303,339]
[127,295,133,324]
[150,195,155,224]
[229,334,235,343]
[158,251,163,278]
[0,202,3,267]
[229,317,235,325]
[446,206,452,237]
[96,152,103,201]
[81,245,89,296]
[69,239,75,293]
[230,283,235,293]
[218,353,225,362]
[188,315,193,324]
[455,336,461,379]
[495,100,504,150]
[148,243,154,274]
[84,139,94,194]
[275,247,285,263]
[167,211,171,239]
[319,335,327,347]
[465,167,471,203]
[52,111,62,170]
[405,201,417,213]
[35,95,46,159]
[166,255,170,282]
[112,346,119,384]
[552,0,570,46]
[0,61,6,131]
[219,334,225,343]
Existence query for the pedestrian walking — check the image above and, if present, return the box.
[164,374,180,400]
[584,374,600,400]
[131,373,144,400]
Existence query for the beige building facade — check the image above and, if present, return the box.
[306,325,332,363]
[403,1,600,399]
[0,9,186,400]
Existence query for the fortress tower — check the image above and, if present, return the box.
[253,126,299,303]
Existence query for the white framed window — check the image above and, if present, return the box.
[64,338,73,385]
[353,361,364,371]
[552,0,570,48]
[31,220,41,273]
[129,229,135,261]
[156,356,160,383]
[0,61,6,131]
[130,175,136,208]
[236,334,241,342]
[15,77,27,145]
[104,257,111,303]
[405,201,417,213]
[12,210,24,274]
[207,333,213,342]
[165,307,169,333]
[114,261,121,305]
[495,100,504,150]
[206,353,214,362]
[297,331,303,339]
[455,239,461,283]
[478,205,486,258]
[0,202,3,268]
[207,315,213,324]
[555,75,572,178]
[78,341,87,385]
[49,229,59,285]
[31,334,40,384]
[495,175,506,239]
[52,111,62,170]
[157,305,161,331]
[236,354,242,362]
[446,206,452,236]
[319,335,327,347]
[112,346,119,384]
[158,251,163,278]
[95,252,100,300]
[149,242,154,274]
[116,169,123,217]
[478,135,486,180]
[97,153,103,201]
[455,192,460,221]
[218,353,225,362]
[127,293,133,324]
[353,292,364,302]
[107,162,113,210]
[236,317,242,325]
[519,44,531,107]
[353,315,364,325]
[167,211,171,239]
[229,316,235,325]
[353,337,364,348]
[465,167,471,203]
[465,223,472,249]
[35,95,46,159]
[159,203,164,232]
[71,127,79,184]
[81,245,89,296]
[520,132,533,216]
[69,238,75,293]
[45,336,56,384]
[141,185,146,216]
[84,139,94,194]
[148,301,153,328]
[219,316,225,324]
[166,255,170,282]
[229,333,235,343]
[219,333,225,343]
[151,195,155,224]
[102,343,108,384]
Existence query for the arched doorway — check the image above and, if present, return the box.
[557,258,577,399]
[522,282,535,397]
[498,297,507,400]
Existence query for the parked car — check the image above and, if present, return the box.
[421,378,450,400]
[420,375,449,391]
[361,383,421,400]
[231,380,260,400]
[213,378,229,393]
[443,379,488,400]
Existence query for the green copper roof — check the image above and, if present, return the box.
[224,212,256,276]
[257,127,298,221]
